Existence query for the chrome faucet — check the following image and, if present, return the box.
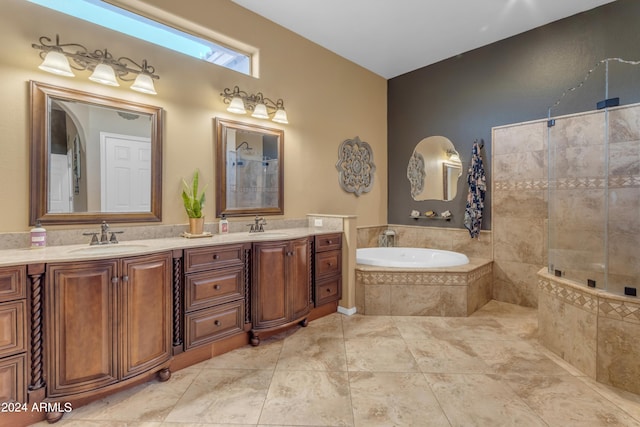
[83,221,123,245]
[248,216,266,233]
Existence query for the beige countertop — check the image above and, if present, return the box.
[0,227,340,266]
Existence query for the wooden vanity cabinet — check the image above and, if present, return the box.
[45,252,172,398]
[183,243,249,350]
[250,237,312,345]
[0,265,27,404]
[314,233,343,307]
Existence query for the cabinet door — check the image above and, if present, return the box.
[288,238,311,321]
[119,253,172,380]
[0,301,26,358]
[0,354,25,403]
[46,261,118,397]
[252,242,287,329]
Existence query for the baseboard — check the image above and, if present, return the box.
[337,305,357,316]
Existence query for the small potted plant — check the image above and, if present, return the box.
[182,169,207,235]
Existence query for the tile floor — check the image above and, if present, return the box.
[31,301,640,427]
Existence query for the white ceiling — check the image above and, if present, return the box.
[232,0,617,79]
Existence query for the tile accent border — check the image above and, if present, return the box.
[538,268,640,395]
[355,260,493,316]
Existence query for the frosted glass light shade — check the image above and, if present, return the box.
[272,108,288,124]
[251,103,269,119]
[89,63,119,86]
[227,96,246,114]
[130,73,157,95]
[38,51,75,77]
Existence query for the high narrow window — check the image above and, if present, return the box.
[28,0,252,75]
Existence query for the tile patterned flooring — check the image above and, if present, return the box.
[32,301,640,426]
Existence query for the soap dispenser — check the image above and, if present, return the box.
[219,214,229,234]
[30,220,47,248]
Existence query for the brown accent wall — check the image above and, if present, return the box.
[388,0,640,231]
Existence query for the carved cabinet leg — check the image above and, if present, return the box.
[45,411,64,424]
[158,368,171,382]
[300,318,309,327]
[250,331,260,346]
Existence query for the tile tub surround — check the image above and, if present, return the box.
[538,268,640,395]
[357,224,492,259]
[355,258,492,316]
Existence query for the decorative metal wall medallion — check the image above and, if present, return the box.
[336,136,375,196]
[407,151,425,198]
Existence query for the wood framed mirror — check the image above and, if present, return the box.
[30,81,163,225]
[215,118,284,217]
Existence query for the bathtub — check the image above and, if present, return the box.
[356,247,470,268]
[355,248,491,317]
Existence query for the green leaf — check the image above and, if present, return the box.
[181,169,206,218]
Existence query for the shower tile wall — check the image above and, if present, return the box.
[493,103,640,305]
[608,106,640,293]
[492,121,548,307]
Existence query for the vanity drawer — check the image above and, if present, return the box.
[315,276,342,306]
[0,266,25,303]
[0,301,26,358]
[0,354,26,403]
[184,244,245,273]
[315,250,342,279]
[315,233,342,252]
[185,300,244,349]
[184,266,244,312]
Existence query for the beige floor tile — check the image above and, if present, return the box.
[26,301,640,427]
[164,368,272,425]
[502,373,640,426]
[300,312,345,338]
[341,314,399,338]
[393,315,449,340]
[349,371,450,427]
[204,339,283,370]
[426,373,548,426]
[277,334,347,371]
[346,336,419,372]
[468,339,570,376]
[57,367,200,423]
[575,376,640,421]
[408,338,494,374]
[259,370,352,426]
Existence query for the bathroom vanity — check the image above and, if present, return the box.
[0,228,342,425]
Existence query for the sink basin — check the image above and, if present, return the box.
[67,244,149,255]
[237,232,291,239]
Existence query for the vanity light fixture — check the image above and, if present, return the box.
[32,34,159,95]
[221,86,289,124]
[446,149,461,162]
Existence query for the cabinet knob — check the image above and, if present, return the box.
[327,262,333,267]
[122,275,129,283]
[214,320,221,326]
[213,284,221,290]
[326,288,331,293]
[212,254,220,260]
[111,277,118,284]
[327,240,333,244]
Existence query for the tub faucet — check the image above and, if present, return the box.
[379,229,397,247]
